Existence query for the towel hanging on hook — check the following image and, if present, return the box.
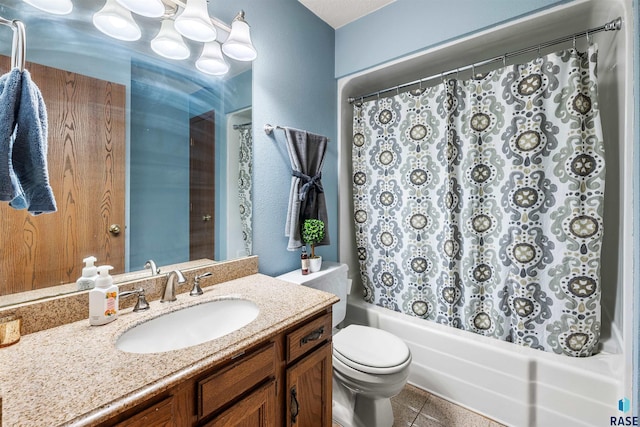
[0,17,26,71]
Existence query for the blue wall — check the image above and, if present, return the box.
[227,0,337,276]
[335,0,568,78]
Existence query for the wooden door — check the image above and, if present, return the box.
[286,342,333,427]
[189,110,216,261]
[202,381,276,427]
[0,58,126,295]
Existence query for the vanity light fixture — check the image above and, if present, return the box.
[115,0,165,18]
[93,0,141,41]
[221,11,257,61]
[22,0,73,15]
[151,18,190,60]
[31,0,257,77]
[196,41,229,75]
[174,0,216,43]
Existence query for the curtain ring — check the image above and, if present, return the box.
[586,30,592,45]
[572,35,577,51]
[455,68,460,80]
[502,55,506,67]
[537,44,541,57]
[471,64,476,78]
[419,79,423,90]
[440,71,445,84]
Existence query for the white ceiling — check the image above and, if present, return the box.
[298,0,396,29]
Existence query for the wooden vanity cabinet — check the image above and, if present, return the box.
[101,308,333,427]
[283,311,333,427]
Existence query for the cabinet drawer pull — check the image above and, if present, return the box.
[300,326,324,345]
[290,386,299,424]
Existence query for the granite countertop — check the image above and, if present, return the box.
[0,273,338,427]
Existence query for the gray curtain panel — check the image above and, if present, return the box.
[284,127,329,251]
[352,45,604,357]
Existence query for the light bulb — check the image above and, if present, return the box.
[174,0,216,43]
[196,42,229,76]
[151,20,190,60]
[222,11,257,61]
[116,0,165,18]
[23,0,73,15]
[93,0,141,41]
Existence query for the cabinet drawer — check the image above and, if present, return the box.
[286,312,332,363]
[198,343,275,419]
[114,396,174,427]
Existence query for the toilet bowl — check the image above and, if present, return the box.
[332,324,411,427]
[277,263,412,427]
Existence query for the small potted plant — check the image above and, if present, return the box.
[302,219,325,273]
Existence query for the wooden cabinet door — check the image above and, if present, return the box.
[202,380,276,427]
[286,342,332,427]
[0,57,126,295]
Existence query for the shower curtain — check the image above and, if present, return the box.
[352,46,605,357]
[238,127,253,256]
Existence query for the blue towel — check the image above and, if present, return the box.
[0,68,56,215]
[0,68,22,201]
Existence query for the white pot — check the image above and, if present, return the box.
[309,256,322,273]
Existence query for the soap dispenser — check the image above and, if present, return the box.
[89,265,118,326]
[76,256,98,291]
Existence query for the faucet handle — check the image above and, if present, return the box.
[190,272,212,296]
[120,288,150,312]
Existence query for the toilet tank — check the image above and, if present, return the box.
[276,262,348,328]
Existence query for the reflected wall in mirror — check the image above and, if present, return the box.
[0,1,253,304]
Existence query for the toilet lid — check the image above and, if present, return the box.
[333,325,411,373]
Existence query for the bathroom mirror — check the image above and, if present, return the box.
[0,1,253,305]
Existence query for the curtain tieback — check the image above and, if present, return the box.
[292,170,323,201]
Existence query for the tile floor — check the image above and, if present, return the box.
[332,384,506,427]
[391,384,506,427]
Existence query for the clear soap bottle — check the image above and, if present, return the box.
[76,256,98,291]
[89,265,118,326]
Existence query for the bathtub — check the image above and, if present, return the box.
[344,296,624,427]
[337,0,635,425]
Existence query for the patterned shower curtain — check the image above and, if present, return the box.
[238,127,253,256]
[352,45,605,357]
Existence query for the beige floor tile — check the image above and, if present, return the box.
[334,384,504,427]
[417,394,493,427]
[392,384,430,413]
[411,411,447,427]
[392,400,420,427]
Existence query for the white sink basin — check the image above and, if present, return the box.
[116,299,259,354]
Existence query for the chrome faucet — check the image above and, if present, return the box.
[161,270,185,302]
[144,259,160,276]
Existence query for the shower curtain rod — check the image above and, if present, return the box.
[348,17,622,104]
[233,122,252,129]
[0,16,26,71]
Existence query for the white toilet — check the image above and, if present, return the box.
[277,262,412,427]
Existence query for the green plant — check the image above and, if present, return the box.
[302,219,325,258]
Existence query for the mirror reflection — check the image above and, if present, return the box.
[0,0,253,305]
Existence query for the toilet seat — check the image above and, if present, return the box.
[333,325,411,375]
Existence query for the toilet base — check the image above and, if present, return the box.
[332,375,395,427]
